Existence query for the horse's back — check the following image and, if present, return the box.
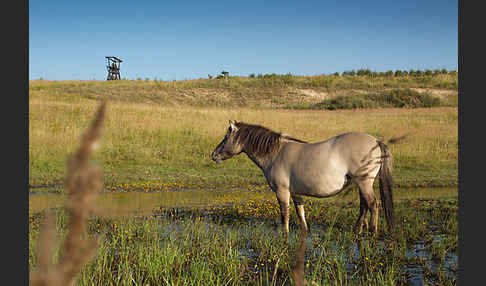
[306,132,379,160]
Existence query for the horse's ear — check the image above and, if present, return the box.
[229,120,238,131]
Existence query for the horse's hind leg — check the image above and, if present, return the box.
[292,195,308,232]
[356,178,379,234]
[354,191,369,234]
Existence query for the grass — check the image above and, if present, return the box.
[29,187,458,285]
[29,77,458,191]
[29,98,458,191]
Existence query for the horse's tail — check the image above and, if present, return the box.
[377,140,396,231]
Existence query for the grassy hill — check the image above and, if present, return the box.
[30,73,457,109]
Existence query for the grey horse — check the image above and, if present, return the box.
[211,120,400,235]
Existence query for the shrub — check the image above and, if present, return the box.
[357,69,371,77]
[313,88,442,110]
[282,73,295,85]
[342,70,356,76]
[314,93,376,110]
[382,88,441,107]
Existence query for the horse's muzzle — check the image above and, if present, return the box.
[211,151,222,163]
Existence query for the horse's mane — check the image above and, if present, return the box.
[234,122,307,157]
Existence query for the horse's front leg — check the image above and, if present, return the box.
[276,188,291,236]
[292,194,308,232]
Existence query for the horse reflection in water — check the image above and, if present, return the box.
[211,120,401,235]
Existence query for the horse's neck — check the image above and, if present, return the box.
[243,148,277,172]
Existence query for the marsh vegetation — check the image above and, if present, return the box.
[29,187,457,285]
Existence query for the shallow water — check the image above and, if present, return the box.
[29,187,265,217]
[29,187,457,217]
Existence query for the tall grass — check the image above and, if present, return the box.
[29,96,458,190]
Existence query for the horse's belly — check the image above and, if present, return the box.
[290,174,347,198]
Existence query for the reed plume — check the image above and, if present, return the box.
[30,102,106,286]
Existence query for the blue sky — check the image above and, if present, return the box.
[29,0,458,81]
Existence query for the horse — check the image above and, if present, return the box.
[211,120,400,235]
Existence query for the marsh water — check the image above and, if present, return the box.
[29,187,457,217]
[29,187,458,285]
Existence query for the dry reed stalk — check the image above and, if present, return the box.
[30,102,106,286]
[291,228,308,286]
[271,228,309,286]
[271,246,285,284]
